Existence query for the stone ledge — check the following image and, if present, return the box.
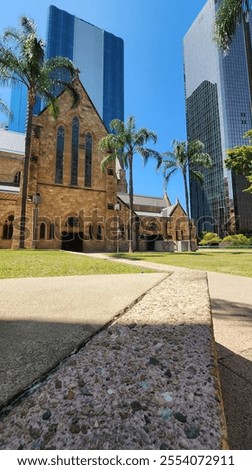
[0,270,228,449]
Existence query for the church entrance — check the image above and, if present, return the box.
[61,232,83,252]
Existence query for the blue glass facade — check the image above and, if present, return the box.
[103,31,124,128]
[9,83,27,133]
[46,6,74,60]
[183,0,252,234]
[9,5,124,132]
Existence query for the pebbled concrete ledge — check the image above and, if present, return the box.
[0,270,228,450]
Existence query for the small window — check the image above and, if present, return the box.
[89,224,93,240]
[107,168,114,176]
[40,222,47,240]
[14,171,21,184]
[97,224,103,240]
[107,203,114,210]
[49,223,55,240]
[2,215,14,240]
[67,216,79,227]
[120,224,125,239]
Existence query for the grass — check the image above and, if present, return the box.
[0,250,152,279]
[110,249,252,278]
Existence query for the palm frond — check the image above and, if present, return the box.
[190,170,204,186]
[100,152,117,172]
[163,166,178,184]
[0,98,12,119]
[214,0,251,51]
[137,148,161,166]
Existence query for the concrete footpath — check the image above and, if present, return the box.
[208,273,252,450]
[0,254,251,449]
[0,273,167,409]
[83,253,252,449]
[0,268,227,450]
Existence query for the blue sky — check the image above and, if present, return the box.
[0,0,207,208]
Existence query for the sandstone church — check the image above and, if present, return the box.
[0,78,195,252]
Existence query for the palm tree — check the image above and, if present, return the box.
[99,116,159,252]
[214,0,252,110]
[0,97,11,118]
[160,140,212,250]
[0,16,79,248]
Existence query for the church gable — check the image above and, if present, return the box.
[31,77,110,190]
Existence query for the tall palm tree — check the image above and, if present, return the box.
[214,0,252,110]
[99,116,159,252]
[160,140,212,250]
[0,16,79,248]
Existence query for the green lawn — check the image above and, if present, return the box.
[110,249,252,278]
[0,250,152,279]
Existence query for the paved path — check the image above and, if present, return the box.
[0,253,251,449]
[0,268,227,450]
[83,253,252,449]
[208,273,252,450]
[0,273,167,408]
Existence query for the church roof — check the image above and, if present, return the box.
[118,192,168,209]
[0,129,25,155]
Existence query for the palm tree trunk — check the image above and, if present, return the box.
[19,94,34,248]
[242,12,252,115]
[128,155,134,253]
[183,171,192,251]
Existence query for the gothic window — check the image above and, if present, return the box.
[120,224,125,239]
[84,132,92,187]
[55,126,64,184]
[97,224,103,240]
[89,224,93,240]
[2,215,14,239]
[71,116,79,186]
[67,216,79,227]
[40,222,47,239]
[14,171,21,184]
[49,223,55,240]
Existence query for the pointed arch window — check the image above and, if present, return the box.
[40,222,47,240]
[71,116,79,186]
[49,223,55,240]
[84,132,92,187]
[97,224,103,240]
[14,171,21,184]
[55,126,65,184]
[2,215,14,240]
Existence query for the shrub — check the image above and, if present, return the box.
[199,232,222,246]
[222,234,251,246]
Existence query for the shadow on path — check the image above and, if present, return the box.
[216,344,252,450]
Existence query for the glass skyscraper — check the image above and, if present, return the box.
[183,0,252,234]
[9,5,124,132]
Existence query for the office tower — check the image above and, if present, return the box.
[9,5,124,132]
[183,0,252,234]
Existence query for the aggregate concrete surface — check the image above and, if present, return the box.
[0,269,227,450]
[0,273,167,408]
